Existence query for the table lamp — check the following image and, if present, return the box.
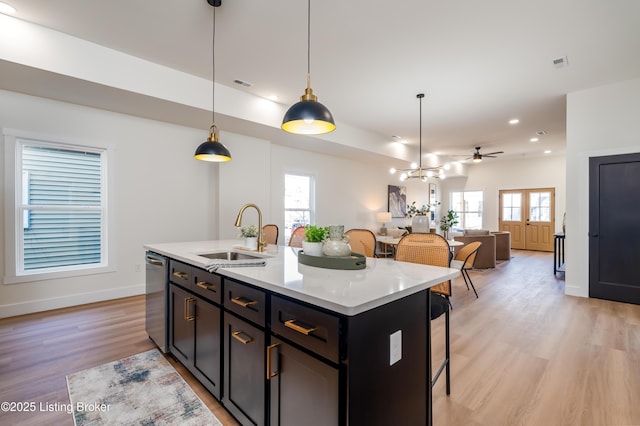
[376,212,392,236]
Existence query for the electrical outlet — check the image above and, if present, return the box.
[390,330,402,366]
[134,264,141,273]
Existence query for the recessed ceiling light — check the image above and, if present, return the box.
[0,2,16,14]
[266,95,278,101]
[544,150,552,154]
[509,119,520,125]
[530,137,539,142]
[536,130,547,136]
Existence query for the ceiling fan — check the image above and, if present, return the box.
[466,146,504,163]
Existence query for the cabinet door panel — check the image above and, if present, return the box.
[270,338,339,426]
[194,299,221,399]
[169,284,194,363]
[223,312,265,426]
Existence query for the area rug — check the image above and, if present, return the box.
[66,349,222,426]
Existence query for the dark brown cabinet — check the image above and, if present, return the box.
[223,311,266,426]
[169,260,222,400]
[268,337,339,426]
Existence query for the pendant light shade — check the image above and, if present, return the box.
[194,124,231,162]
[195,0,231,162]
[281,0,335,135]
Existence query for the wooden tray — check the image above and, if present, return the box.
[298,251,366,270]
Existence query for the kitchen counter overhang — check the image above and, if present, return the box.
[144,239,459,316]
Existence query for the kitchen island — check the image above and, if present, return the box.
[145,239,459,426]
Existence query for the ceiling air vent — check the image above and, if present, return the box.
[233,79,253,87]
[552,56,568,68]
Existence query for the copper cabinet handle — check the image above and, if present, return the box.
[185,297,196,322]
[284,319,317,336]
[196,281,216,291]
[231,330,254,345]
[266,343,280,380]
[231,296,258,308]
[173,271,189,279]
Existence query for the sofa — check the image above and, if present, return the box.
[453,230,497,268]
[492,231,512,260]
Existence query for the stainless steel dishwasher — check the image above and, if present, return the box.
[145,251,168,352]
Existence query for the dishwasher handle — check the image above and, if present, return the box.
[146,253,166,266]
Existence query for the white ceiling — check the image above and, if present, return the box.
[2,0,640,164]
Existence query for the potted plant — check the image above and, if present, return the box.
[239,224,259,250]
[406,201,440,233]
[439,210,459,241]
[302,225,328,256]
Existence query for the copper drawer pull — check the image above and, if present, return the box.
[185,297,196,322]
[231,296,258,308]
[231,330,254,345]
[173,271,189,279]
[196,281,216,291]
[284,319,317,336]
[266,343,280,379]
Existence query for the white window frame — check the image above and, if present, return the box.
[283,172,316,241]
[450,190,484,230]
[3,128,116,284]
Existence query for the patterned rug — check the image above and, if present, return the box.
[66,349,222,426]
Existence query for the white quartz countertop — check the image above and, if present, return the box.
[144,239,459,316]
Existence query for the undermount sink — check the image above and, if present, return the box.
[198,251,263,261]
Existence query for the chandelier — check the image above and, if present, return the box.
[389,93,447,181]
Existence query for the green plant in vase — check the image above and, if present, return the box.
[302,225,328,256]
[439,210,459,240]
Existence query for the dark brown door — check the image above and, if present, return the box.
[269,338,339,426]
[589,153,640,304]
[194,298,221,399]
[169,284,194,363]
[223,312,265,426]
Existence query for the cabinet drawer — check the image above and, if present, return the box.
[191,268,222,304]
[169,260,191,288]
[225,279,266,327]
[271,296,340,364]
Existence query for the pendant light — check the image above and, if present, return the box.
[281,0,335,135]
[389,94,447,181]
[194,0,232,162]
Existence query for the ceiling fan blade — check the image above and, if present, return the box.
[483,151,504,156]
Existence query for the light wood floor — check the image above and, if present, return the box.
[1,250,639,425]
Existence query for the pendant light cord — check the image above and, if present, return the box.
[418,93,423,169]
[306,0,311,88]
[212,6,216,124]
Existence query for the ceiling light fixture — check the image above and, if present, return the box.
[194,0,232,162]
[530,137,539,142]
[0,2,16,14]
[509,118,520,125]
[389,94,446,181]
[281,0,335,135]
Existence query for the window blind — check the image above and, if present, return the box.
[21,145,104,271]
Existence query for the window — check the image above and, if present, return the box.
[4,132,109,282]
[502,192,522,221]
[450,191,483,230]
[283,173,315,243]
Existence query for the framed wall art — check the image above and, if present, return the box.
[388,185,407,218]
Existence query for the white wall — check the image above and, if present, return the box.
[565,77,640,297]
[0,90,218,318]
[439,155,567,232]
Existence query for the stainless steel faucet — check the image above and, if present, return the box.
[234,203,267,252]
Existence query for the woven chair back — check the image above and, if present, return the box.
[345,229,376,257]
[455,241,482,269]
[262,224,279,245]
[288,226,306,248]
[395,232,451,296]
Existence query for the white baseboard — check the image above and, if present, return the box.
[0,284,145,319]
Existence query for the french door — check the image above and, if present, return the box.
[499,188,555,251]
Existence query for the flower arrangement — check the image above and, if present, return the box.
[304,225,329,242]
[406,200,441,218]
[239,224,258,238]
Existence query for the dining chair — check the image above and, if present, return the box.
[450,241,482,298]
[395,232,451,395]
[262,224,279,245]
[288,226,306,248]
[345,229,376,257]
